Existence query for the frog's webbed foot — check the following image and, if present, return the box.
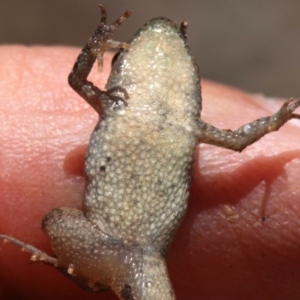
[68,5,133,115]
[198,98,300,152]
[0,234,57,266]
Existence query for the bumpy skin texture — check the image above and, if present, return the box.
[85,18,200,254]
[44,15,200,299]
[36,10,200,299]
[1,6,300,300]
[49,14,200,299]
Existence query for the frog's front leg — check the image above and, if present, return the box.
[198,98,300,151]
[68,4,132,115]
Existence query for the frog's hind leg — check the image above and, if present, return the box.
[0,234,57,265]
[0,208,111,292]
[40,207,117,292]
[43,208,176,298]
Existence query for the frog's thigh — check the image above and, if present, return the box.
[42,207,113,260]
[43,209,115,273]
[42,208,118,291]
[42,207,91,241]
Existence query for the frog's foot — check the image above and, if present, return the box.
[0,231,108,292]
[0,234,57,266]
[89,4,133,72]
[198,98,300,151]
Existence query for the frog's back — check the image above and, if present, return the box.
[85,17,201,253]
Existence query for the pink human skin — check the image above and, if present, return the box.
[1,46,300,299]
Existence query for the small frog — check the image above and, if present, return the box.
[1,5,300,300]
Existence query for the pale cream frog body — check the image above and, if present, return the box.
[1,5,300,300]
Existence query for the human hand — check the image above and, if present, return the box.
[1,46,300,300]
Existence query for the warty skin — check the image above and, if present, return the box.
[1,5,300,300]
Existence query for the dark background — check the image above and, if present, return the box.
[1,0,299,97]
